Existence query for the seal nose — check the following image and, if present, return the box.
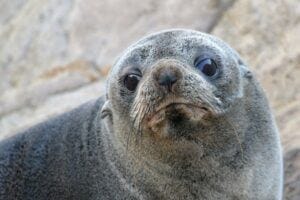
[158,71,177,89]
[154,66,181,92]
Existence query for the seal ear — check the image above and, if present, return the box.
[101,100,113,119]
[238,59,253,79]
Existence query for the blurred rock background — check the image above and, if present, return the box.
[0,0,299,199]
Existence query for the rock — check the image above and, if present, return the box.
[0,60,102,117]
[284,149,300,200]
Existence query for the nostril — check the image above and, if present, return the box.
[158,74,177,86]
[152,63,183,92]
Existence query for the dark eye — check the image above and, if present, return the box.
[194,58,218,77]
[124,74,141,91]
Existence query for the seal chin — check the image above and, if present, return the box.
[147,102,209,138]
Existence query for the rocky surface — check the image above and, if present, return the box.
[0,0,299,199]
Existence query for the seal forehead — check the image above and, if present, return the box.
[136,29,206,45]
[112,29,225,74]
[132,29,241,63]
[132,29,208,53]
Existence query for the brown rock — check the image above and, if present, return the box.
[284,149,300,200]
[0,59,102,117]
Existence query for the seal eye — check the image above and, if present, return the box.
[194,58,218,77]
[124,74,141,91]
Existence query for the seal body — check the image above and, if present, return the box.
[0,29,283,199]
[0,99,136,199]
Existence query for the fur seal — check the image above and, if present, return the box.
[0,29,283,199]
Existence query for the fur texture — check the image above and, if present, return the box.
[0,29,283,199]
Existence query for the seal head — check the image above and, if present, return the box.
[101,29,283,199]
[106,30,244,138]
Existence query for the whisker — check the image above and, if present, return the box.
[223,118,245,162]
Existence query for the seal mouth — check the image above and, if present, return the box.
[147,100,210,130]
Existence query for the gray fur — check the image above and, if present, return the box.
[0,29,283,199]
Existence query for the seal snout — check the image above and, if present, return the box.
[157,70,177,92]
[152,60,183,93]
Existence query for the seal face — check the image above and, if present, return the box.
[108,30,241,139]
